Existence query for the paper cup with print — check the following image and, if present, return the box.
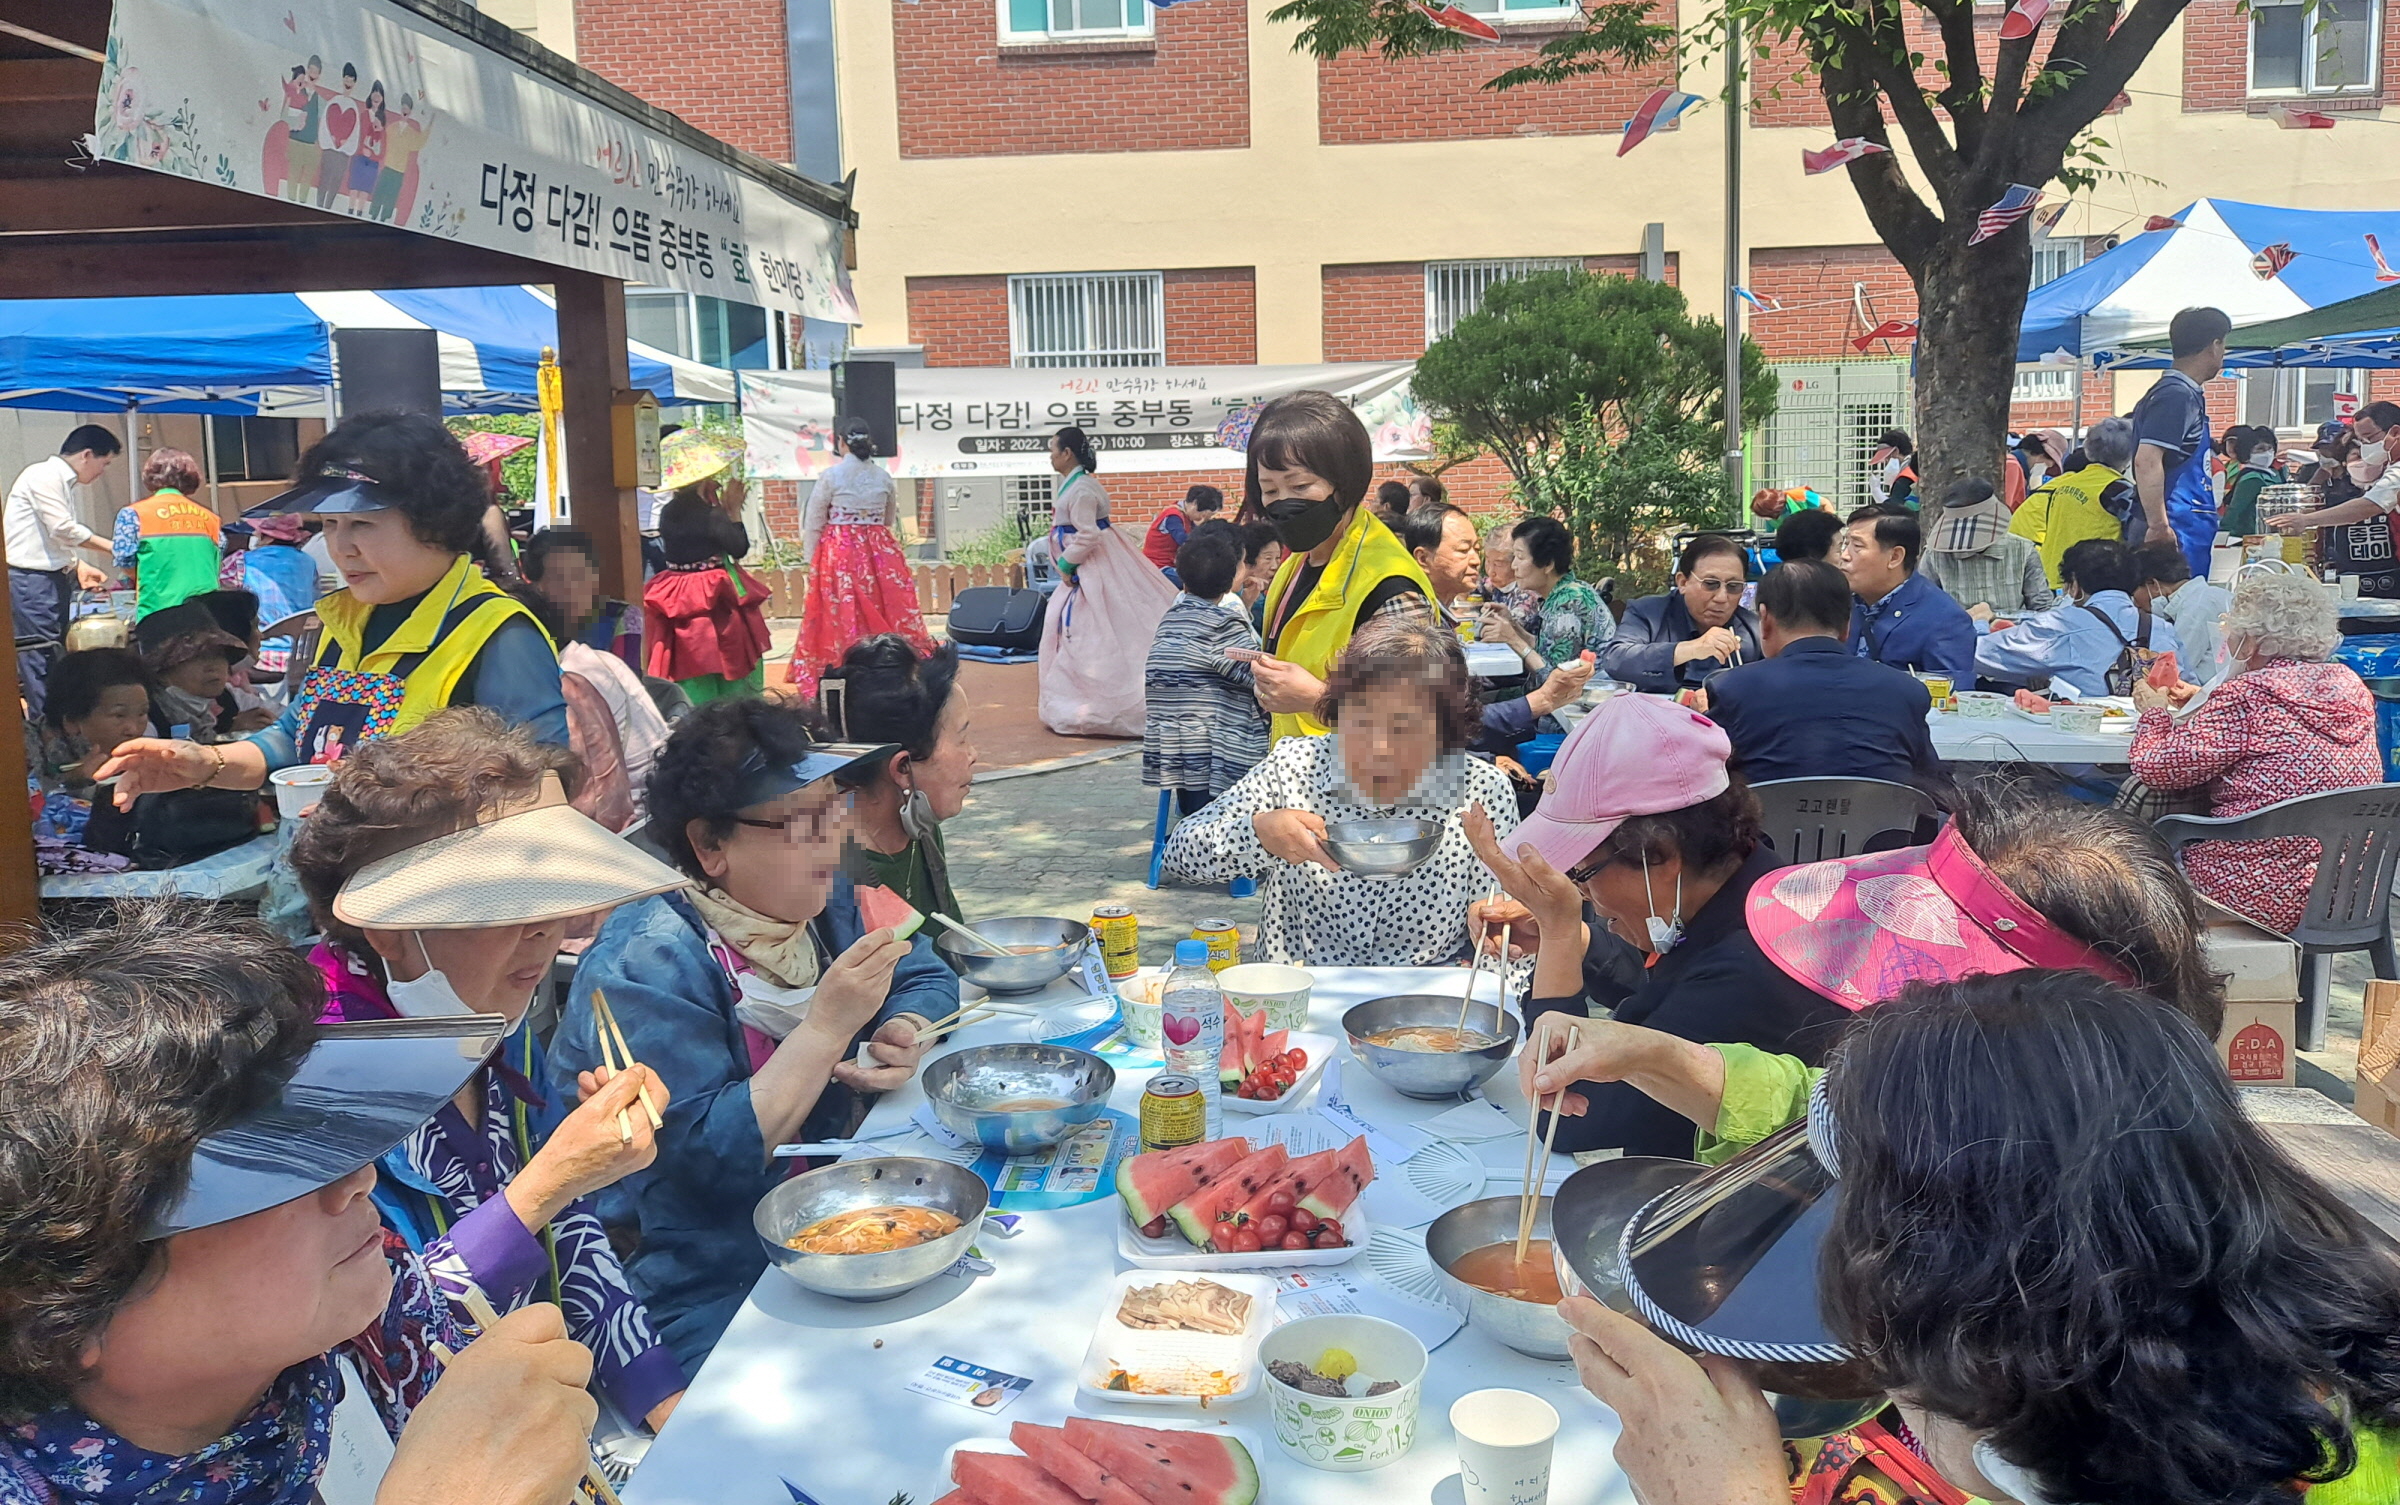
[2053,703,2105,734]
[1115,969,1166,1050]
[269,765,335,821]
[1260,1314,1426,1472]
[1452,1389,1559,1505]
[1219,963,1313,1032]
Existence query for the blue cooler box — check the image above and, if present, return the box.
[2332,634,2400,782]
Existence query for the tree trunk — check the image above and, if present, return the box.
[1907,230,2036,502]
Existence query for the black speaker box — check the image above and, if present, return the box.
[335,328,442,418]
[833,360,900,458]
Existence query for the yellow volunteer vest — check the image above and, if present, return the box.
[1261,505,1437,742]
[311,552,552,738]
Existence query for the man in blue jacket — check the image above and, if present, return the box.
[1840,506,1976,682]
[1705,559,1940,787]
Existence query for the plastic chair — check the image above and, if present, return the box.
[2155,784,2400,1052]
[1752,777,1939,863]
[1147,788,1256,897]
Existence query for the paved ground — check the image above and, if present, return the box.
[946,749,1262,970]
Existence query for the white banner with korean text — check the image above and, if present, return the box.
[738,363,1431,481]
[88,0,855,320]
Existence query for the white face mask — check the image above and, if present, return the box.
[383,932,475,1018]
[2363,437,2389,465]
[1971,1439,2075,1505]
[1640,854,1685,955]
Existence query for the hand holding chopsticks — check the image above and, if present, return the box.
[431,1286,624,1505]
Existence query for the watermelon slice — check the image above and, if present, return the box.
[1224,1147,1337,1227]
[2146,651,2179,690]
[954,1450,1087,1505]
[1296,1136,1374,1222]
[1117,1139,1249,1232]
[1061,1418,1259,1505]
[933,1492,974,1505]
[2013,689,2051,715]
[855,884,925,939]
[1012,1423,1150,1505]
[1217,1002,1250,1087]
[1168,1142,1287,1245]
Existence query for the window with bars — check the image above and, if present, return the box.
[1000,0,1151,40]
[1453,0,1578,17]
[2012,367,2079,401]
[1424,259,1583,343]
[2029,235,2085,289]
[1008,476,1058,538]
[2251,0,2379,93]
[1009,273,1166,367]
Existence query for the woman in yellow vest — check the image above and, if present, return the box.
[99,413,566,802]
[1245,391,1436,741]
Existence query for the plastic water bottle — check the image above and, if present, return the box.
[1160,939,1226,1139]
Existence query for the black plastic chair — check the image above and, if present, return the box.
[1752,777,1940,863]
[2155,784,2400,1052]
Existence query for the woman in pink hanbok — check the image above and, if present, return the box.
[789,421,935,697]
[1037,426,1174,737]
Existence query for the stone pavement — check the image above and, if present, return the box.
[946,748,1262,970]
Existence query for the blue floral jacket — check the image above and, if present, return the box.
[553,879,957,1374]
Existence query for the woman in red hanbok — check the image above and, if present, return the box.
[789,423,933,697]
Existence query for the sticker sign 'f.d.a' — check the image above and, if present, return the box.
[88,0,855,321]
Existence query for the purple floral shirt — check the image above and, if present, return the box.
[311,945,685,1426]
[0,1235,459,1505]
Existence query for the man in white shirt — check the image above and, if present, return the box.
[6,424,120,716]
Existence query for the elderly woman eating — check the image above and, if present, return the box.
[1597,533,1760,693]
[287,707,693,1435]
[1162,616,1519,967]
[2129,570,2381,932]
[556,696,957,1371]
[0,904,603,1505]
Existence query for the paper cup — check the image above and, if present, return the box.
[1219,962,1312,1032]
[268,765,334,821]
[2054,703,2105,735]
[1954,690,2006,719]
[1115,970,1165,1050]
[1452,1389,1560,1505]
[1261,1314,1426,1472]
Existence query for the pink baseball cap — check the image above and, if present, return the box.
[1748,824,2139,1011]
[1506,695,1732,875]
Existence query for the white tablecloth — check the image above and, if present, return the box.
[625,966,1629,1505]
[1928,708,2135,765]
[37,832,279,900]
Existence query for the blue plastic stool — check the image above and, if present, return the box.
[1148,788,1259,896]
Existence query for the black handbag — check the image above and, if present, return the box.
[85,787,263,869]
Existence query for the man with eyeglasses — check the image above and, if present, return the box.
[1597,535,1761,694]
[1839,506,1976,683]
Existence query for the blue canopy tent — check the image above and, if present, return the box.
[0,285,735,413]
[2016,199,2400,371]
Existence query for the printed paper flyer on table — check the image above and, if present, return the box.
[88,0,855,320]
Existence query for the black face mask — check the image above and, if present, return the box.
[1265,495,1349,553]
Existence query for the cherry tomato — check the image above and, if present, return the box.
[1264,1188,1297,1216]
[1290,1206,1319,1234]
[1281,1231,1312,1251]
[1141,1216,1168,1239]
[1223,1226,1263,1254]
[1255,1213,1288,1242]
[1286,1049,1309,1070]
[1314,1219,1345,1245]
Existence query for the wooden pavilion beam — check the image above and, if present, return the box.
[555,271,641,605]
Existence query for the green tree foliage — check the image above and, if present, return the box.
[1411,270,1774,574]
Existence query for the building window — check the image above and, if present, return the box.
[625,290,692,359]
[1001,0,1151,41]
[2251,0,2378,94]
[1008,475,1058,537]
[208,417,300,483]
[1424,259,1582,343]
[2241,367,2363,429]
[2029,234,2085,289]
[1009,273,1165,367]
[624,290,780,369]
[1453,0,1580,19]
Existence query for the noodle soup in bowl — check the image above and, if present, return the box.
[755,1156,988,1301]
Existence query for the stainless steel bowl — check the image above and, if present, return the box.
[1319,818,1443,881]
[1425,1195,1574,1360]
[923,1042,1115,1154]
[1341,995,1519,1099]
[753,1156,988,1302]
[931,915,1092,995]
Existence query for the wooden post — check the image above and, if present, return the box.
[553,270,641,604]
[0,561,42,943]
